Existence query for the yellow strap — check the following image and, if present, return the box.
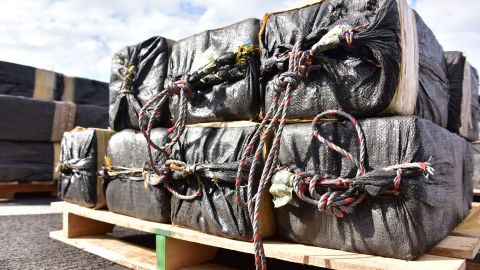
[33,69,56,101]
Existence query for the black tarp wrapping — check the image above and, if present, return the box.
[109,36,171,131]
[0,60,109,106]
[270,117,472,260]
[167,18,262,124]
[170,124,276,240]
[104,129,171,223]
[75,104,109,129]
[0,95,108,142]
[261,0,449,127]
[472,143,480,189]
[58,128,114,209]
[0,141,57,182]
[445,51,480,141]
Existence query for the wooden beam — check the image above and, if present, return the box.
[63,212,114,238]
[51,202,466,270]
[0,180,57,200]
[454,208,480,238]
[50,230,156,270]
[157,235,217,270]
[429,236,480,259]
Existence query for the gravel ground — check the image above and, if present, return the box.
[0,194,323,270]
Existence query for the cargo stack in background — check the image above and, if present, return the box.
[53,0,479,268]
[444,52,480,191]
[0,61,109,200]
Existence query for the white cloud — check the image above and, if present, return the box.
[413,0,480,85]
[0,0,478,86]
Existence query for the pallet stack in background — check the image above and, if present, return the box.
[0,60,109,199]
[56,0,480,268]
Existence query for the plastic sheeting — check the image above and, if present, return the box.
[0,141,56,182]
[472,143,480,189]
[170,125,276,240]
[167,18,262,124]
[271,117,472,260]
[261,0,449,127]
[104,129,171,223]
[445,51,480,141]
[58,128,113,208]
[0,60,109,106]
[109,36,172,131]
[0,95,108,142]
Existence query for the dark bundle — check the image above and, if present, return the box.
[445,51,480,141]
[260,0,449,127]
[109,36,172,131]
[0,141,59,182]
[58,128,114,209]
[0,94,108,142]
[170,124,275,240]
[269,116,472,260]
[472,143,480,189]
[103,129,171,223]
[0,60,109,106]
[166,18,261,124]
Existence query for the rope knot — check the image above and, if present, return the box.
[119,64,136,94]
[165,79,192,96]
[166,160,196,180]
[270,71,302,93]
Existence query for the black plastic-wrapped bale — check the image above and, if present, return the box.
[472,143,480,190]
[167,18,261,124]
[171,123,275,240]
[445,51,480,141]
[0,95,109,142]
[0,141,59,182]
[0,60,109,106]
[269,117,472,260]
[261,0,449,127]
[103,129,171,223]
[110,36,172,131]
[58,128,114,209]
[75,104,109,129]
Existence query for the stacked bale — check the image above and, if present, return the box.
[445,51,480,141]
[100,36,173,220]
[0,61,109,184]
[248,0,473,264]
[58,127,114,208]
[54,0,476,268]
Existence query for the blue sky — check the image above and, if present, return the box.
[0,0,479,85]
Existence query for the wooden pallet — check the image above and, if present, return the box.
[49,202,480,270]
[0,180,57,201]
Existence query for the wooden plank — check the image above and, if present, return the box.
[467,261,480,270]
[429,236,480,259]
[157,235,217,270]
[472,202,480,209]
[473,189,480,196]
[63,212,114,238]
[454,208,480,238]
[0,180,57,200]
[50,230,156,270]
[51,202,466,270]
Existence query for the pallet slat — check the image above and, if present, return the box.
[454,208,480,238]
[50,230,156,270]
[0,180,57,200]
[50,202,467,270]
